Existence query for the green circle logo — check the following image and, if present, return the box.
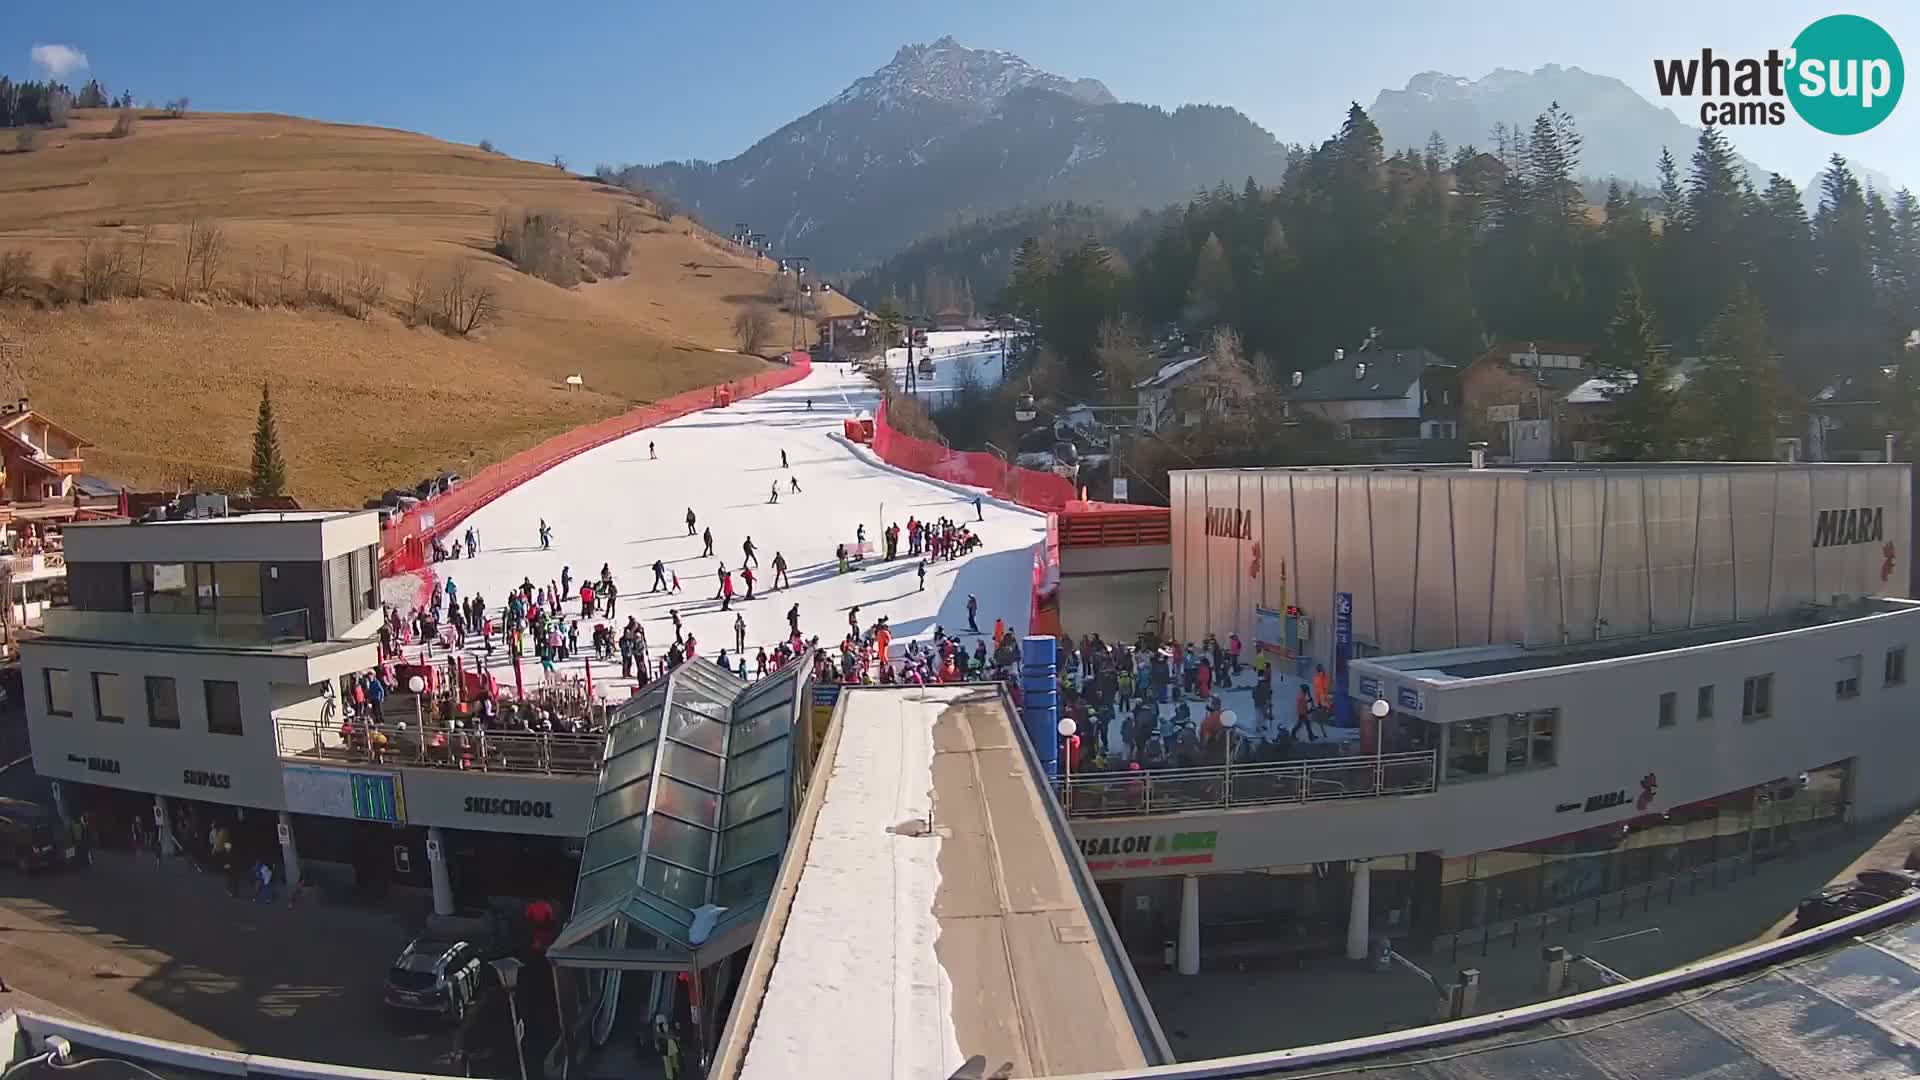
[1787,15,1903,135]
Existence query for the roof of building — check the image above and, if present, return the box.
[1,410,91,450]
[1287,349,1452,402]
[1133,352,1209,389]
[1564,358,1700,404]
[1235,893,1920,1080]
[714,684,1167,1080]
[1812,370,1895,407]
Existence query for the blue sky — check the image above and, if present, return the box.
[4,0,1916,190]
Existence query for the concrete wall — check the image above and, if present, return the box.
[1072,606,1920,878]
[395,768,597,838]
[1058,571,1163,644]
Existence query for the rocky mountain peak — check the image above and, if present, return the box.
[839,36,1115,112]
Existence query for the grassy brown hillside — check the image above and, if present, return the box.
[0,108,858,506]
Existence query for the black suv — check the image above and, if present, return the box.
[384,938,484,1022]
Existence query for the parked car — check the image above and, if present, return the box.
[1853,867,1920,900]
[1791,885,1886,931]
[0,798,73,874]
[384,938,484,1022]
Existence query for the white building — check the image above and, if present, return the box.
[1061,460,1920,970]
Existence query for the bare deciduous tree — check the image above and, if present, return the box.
[275,244,293,304]
[405,269,430,328]
[178,218,202,298]
[129,225,153,297]
[191,222,225,294]
[110,107,137,138]
[438,262,495,337]
[47,259,75,305]
[0,250,34,299]
[165,97,189,119]
[77,238,129,301]
[301,246,317,304]
[12,129,35,154]
[732,305,773,354]
[350,260,386,318]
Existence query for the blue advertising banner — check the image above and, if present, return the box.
[1334,592,1353,727]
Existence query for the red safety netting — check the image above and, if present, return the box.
[380,356,811,574]
[869,399,1078,513]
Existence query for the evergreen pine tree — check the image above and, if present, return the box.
[1594,284,1678,459]
[250,382,288,496]
[1691,290,1784,460]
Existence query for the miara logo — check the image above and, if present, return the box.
[1204,507,1253,540]
[1813,506,1884,548]
[1653,15,1903,134]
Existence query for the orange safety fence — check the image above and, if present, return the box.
[870,398,1078,513]
[380,356,811,574]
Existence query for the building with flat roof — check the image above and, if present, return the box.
[1053,460,1920,977]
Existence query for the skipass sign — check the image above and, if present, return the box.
[1652,14,1903,134]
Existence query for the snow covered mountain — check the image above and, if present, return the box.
[625,37,1289,272]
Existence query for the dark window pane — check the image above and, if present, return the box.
[145,676,180,729]
[204,680,243,736]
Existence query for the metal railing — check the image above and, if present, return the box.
[1052,749,1438,817]
[275,717,605,776]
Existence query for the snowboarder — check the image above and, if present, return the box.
[702,527,714,557]
[790,475,801,493]
[742,537,758,567]
[685,508,697,536]
[734,613,747,654]
[781,449,789,469]
[787,603,801,636]
[772,551,789,590]
[974,495,983,521]
[967,594,979,634]
[918,560,927,591]
[651,559,667,592]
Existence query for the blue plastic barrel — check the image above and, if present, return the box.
[1021,635,1058,666]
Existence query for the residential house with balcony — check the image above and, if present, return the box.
[1132,352,1213,432]
[1281,348,1459,460]
[1458,342,1594,461]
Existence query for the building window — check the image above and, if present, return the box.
[1503,709,1559,770]
[1446,717,1490,778]
[213,561,263,617]
[91,672,125,723]
[1742,674,1773,721]
[1442,389,1451,405]
[146,676,180,729]
[1887,647,1907,687]
[136,562,194,614]
[44,668,72,716]
[1697,684,1715,720]
[204,680,243,736]
[1836,655,1862,700]
[1658,691,1677,728]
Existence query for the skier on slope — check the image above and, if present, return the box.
[702,527,714,557]
[781,449,789,469]
[742,537,758,567]
[649,441,657,459]
[769,481,780,504]
[787,603,801,637]
[848,605,860,637]
[771,551,789,590]
[790,475,802,494]
[538,519,552,550]
[651,559,667,592]
[918,560,927,591]
[734,613,747,654]
[967,594,979,634]
[685,508,697,536]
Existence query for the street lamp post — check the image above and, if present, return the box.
[1058,717,1077,801]
[1370,697,1391,793]
[1221,709,1238,806]
[489,957,531,1080]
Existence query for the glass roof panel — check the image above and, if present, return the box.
[593,775,652,830]
[623,894,694,942]
[662,739,724,791]
[729,697,792,756]
[715,856,780,909]
[718,810,787,874]
[600,737,658,793]
[657,775,721,828]
[727,738,788,792]
[722,773,784,829]
[575,857,640,915]
[647,814,716,873]
[582,813,650,875]
[667,701,728,755]
[608,701,664,758]
[642,856,709,911]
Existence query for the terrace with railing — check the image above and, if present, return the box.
[1053,749,1438,817]
[274,716,606,776]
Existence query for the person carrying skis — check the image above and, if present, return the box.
[685,508,696,536]
[742,537,758,567]
[734,613,747,654]
[702,527,714,557]
[651,559,667,592]
[967,594,979,634]
[771,551,789,590]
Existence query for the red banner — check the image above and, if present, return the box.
[380,357,811,574]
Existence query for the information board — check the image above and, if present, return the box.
[283,765,406,824]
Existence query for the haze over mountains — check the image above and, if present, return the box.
[624,37,1291,271]
[620,40,1904,276]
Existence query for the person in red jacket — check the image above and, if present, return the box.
[580,583,595,618]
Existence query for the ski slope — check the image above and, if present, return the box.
[878,331,1008,409]
[423,333,1047,697]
